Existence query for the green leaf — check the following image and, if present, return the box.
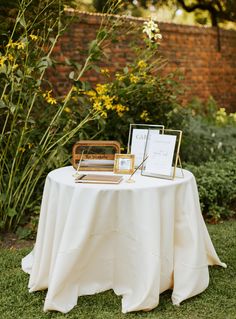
[0,64,7,74]
[74,62,82,71]
[89,39,98,52]
[37,57,52,70]
[7,208,17,217]
[49,37,55,44]
[65,58,71,66]
[17,16,26,28]
[0,193,6,202]
[123,67,129,74]
[0,100,7,109]
[16,226,32,239]
[91,64,100,73]
[9,103,16,114]
[16,69,23,78]
[0,220,4,231]
[97,29,107,41]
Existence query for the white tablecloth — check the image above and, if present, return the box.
[22,166,226,313]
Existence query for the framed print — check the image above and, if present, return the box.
[127,124,164,168]
[141,129,182,180]
[114,154,135,175]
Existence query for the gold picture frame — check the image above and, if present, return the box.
[141,129,183,180]
[114,154,135,175]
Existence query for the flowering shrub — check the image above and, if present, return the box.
[84,83,129,118]
[215,107,236,126]
[0,0,122,232]
[78,19,182,147]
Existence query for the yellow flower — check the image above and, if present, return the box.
[6,40,16,48]
[29,34,38,41]
[130,74,139,84]
[6,40,25,50]
[229,112,236,122]
[114,104,128,117]
[95,83,108,95]
[115,73,125,81]
[0,56,7,66]
[140,71,147,78]
[18,147,26,153]
[86,90,96,97]
[43,90,57,105]
[64,107,72,113]
[100,68,110,76]
[215,107,227,125]
[72,85,84,93]
[137,60,147,69]
[7,54,14,61]
[140,110,150,122]
[12,63,18,70]
[92,100,107,118]
[100,111,107,118]
[102,95,114,110]
[92,100,102,111]
[48,97,57,105]
[16,41,25,50]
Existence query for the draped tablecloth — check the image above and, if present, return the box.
[22,166,226,313]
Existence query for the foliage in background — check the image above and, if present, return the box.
[169,105,236,165]
[92,0,236,27]
[185,155,236,222]
[169,97,236,222]
[0,0,123,233]
[170,98,236,165]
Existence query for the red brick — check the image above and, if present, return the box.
[46,11,236,111]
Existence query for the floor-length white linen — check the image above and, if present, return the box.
[22,166,226,313]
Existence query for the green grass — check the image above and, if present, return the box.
[0,221,236,319]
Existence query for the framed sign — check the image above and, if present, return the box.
[114,154,135,175]
[141,129,182,180]
[127,124,164,168]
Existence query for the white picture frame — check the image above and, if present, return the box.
[127,124,164,168]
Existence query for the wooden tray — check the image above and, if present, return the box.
[72,140,121,171]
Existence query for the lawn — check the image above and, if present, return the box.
[0,220,235,319]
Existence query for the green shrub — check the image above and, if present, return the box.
[169,100,236,165]
[185,155,236,221]
[181,116,236,164]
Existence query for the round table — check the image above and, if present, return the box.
[22,166,226,313]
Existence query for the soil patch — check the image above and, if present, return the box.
[0,232,34,249]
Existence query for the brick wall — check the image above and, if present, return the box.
[48,11,236,111]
